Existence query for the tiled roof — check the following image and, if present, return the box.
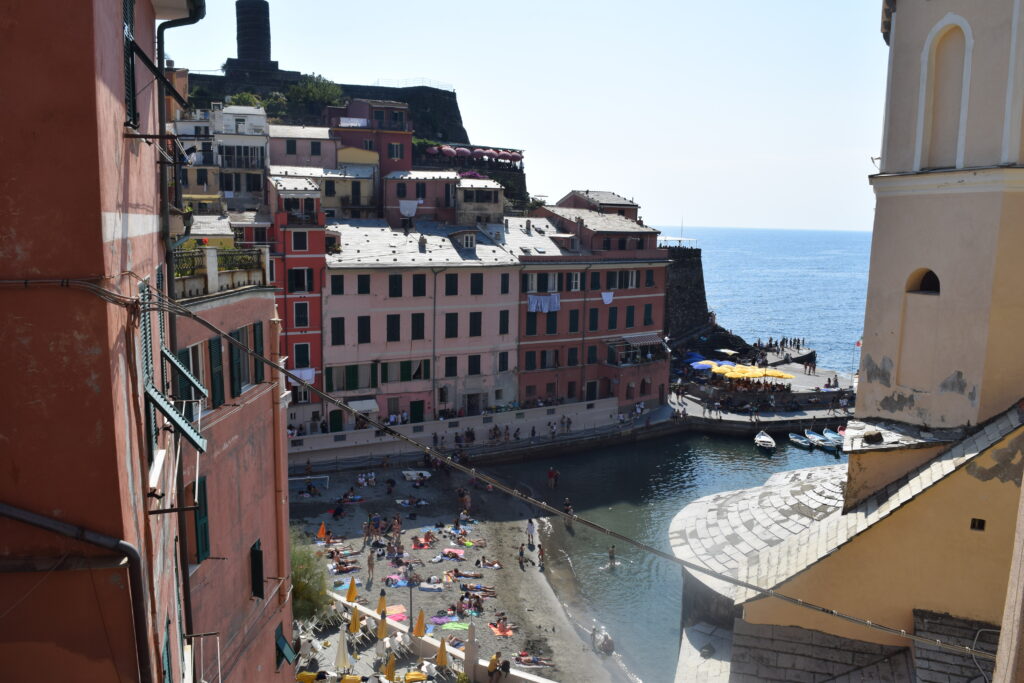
[189,214,235,237]
[735,404,1024,603]
[326,221,517,269]
[570,189,637,206]
[543,206,658,233]
[912,610,998,682]
[268,125,331,139]
[268,164,375,179]
[384,170,460,181]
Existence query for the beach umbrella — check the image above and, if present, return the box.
[413,610,426,638]
[509,152,523,161]
[726,371,747,379]
[435,639,448,668]
[316,522,327,540]
[712,366,732,375]
[383,652,397,681]
[377,589,387,615]
[440,146,456,157]
[455,147,471,157]
[377,611,388,640]
[345,579,358,603]
[497,151,512,161]
[335,626,350,672]
[689,361,712,370]
[424,146,438,155]
[717,360,736,366]
[695,360,717,367]
[777,372,796,379]
[472,148,486,158]
[348,609,362,634]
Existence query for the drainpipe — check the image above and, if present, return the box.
[0,503,155,683]
[157,0,207,641]
[430,267,442,419]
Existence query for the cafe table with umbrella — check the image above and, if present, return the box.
[381,651,396,682]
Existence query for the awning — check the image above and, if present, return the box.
[347,398,379,414]
[287,367,316,386]
[622,333,666,347]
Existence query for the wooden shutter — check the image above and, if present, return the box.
[400,361,412,382]
[370,363,378,388]
[252,322,264,382]
[195,476,210,561]
[345,365,359,390]
[250,540,264,598]
[176,348,194,421]
[422,360,430,380]
[325,368,334,392]
[208,337,225,408]
[228,331,242,398]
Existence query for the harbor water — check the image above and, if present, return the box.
[489,227,872,681]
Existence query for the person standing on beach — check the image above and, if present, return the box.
[608,545,615,567]
[537,543,545,570]
[518,544,526,570]
[526,518,535,546]
[367,551,375,584]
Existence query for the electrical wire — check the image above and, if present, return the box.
[5,274,1000,662]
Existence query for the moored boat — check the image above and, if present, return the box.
[754,430,776,450]
[822,428,844,446]
[789,432,813,448]
[805,430,838,452]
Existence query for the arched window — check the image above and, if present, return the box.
[916,15,973,171]
[907,268,941,294]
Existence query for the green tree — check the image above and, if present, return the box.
[290,526,333,621]
[229,91,262,107]
[264,91,289,118]
[287,74,342,121]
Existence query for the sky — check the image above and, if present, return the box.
[166,1,891,231]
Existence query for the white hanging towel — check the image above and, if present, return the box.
[601,291,614,304]
[398,199,419,217]
[549,293,561,311]
[528,294,541,312]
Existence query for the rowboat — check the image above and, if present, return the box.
[805,430,838,452]
[754,430,776,450]
[789,433,813,448]
[822,428,845,446]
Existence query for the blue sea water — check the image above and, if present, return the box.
[666,227,873,374]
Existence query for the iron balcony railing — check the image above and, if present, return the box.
[174,249,204,277]
[217,248,262,272]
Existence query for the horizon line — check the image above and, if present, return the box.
[651,225,872,233]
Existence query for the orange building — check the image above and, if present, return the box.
[0,1,292,681]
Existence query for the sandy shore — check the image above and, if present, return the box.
[291,461,616,682]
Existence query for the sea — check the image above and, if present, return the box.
[489,227,873,682]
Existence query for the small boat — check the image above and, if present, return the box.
[805,430,838,452]
[822,428,844,446]
[754,430,776,450]
[789,433,813,448]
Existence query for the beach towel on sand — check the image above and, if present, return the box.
[441,622,470,631]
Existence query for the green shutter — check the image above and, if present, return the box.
[380,363,389,384]
[250,540,264,598]
[325,368,334,392]
[370,363,378,388]
[423,360,430,380]
[228,332,242,398]
[400,361,412,382]
[176,349,194,421]
[253,322,264,382]
[345,364,359,390]
[195,476,210,562]
[209,337,224,408]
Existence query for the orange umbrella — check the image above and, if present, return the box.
[316,522,327,540]
[412,609,426,638]
[383,652,396,681]
[348,609,362,634]
[345,579,358,604]
[376,589,387,615]
[377,611,388,640]
[435,639,448,668]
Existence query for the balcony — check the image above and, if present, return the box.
[218,155,265,170]
[172,246,269,299]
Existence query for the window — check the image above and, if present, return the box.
[523,273,537,293]
[567,381,577,398]
[569,309,580,333]
[618,238,627,250]
[602,238,611,251]
[195,476,210,561]
[438,386,449,403]
[246,173,262,192]
[569,272,581,291]
[628,270,639,289]
[525,351,537,371]
[587,345,598,364]
[537,273,549,293]
[389,274,403,298]
[498,351,508,372]
[358,274,370,294]
[292,231,307,251]
[331,274,344,295]
[626,306,635,328]
[411,313,425,340]
[606,271,618,290]
[357,316,371,344]
[387,314,401,342]
[252,322,264,383]
[541,350,558,369]
[445,356,458,377]
[325,180,336,197]
[907,269,941,294]
[286,139,296,155]
[499,310,510,335]
[388,142,404,159]
[396,182,407,199]
[469,312,482,337]
[461,234,476,249]
[589,308,599,331]
[196,168,208,185]
[468,355,481,375]
[413,273,426,297]
[971,518,986,531]
[590,272,601,290]
[310,141,321,156]
[501,273,510,294]
[445,313,458,338]
[415,182,426,199]
[525,312,537,336]
[293,343,310,368]
[546,312,558,335]
[229,328,250,397]
[250,540,264,598]
[331,317,345,345]
[445,273,458,296]
[294,302,309,328]
[208,337,225,408]
[568,347,579,366]
[525,385,536,397]
[363,139,374,151]
[470,273,484,295]
[287,268,313,293]
[646,269,655,287]
[269,259,275,284]
[644,303,654,326]
[608,307,618,330]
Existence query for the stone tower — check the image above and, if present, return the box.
[857,0,1024,428]
[235,0,271,63]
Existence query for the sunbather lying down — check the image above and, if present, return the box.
[460,582,495,593]
[445,635,466,650]
[446,568,483,579]
[515,652,554,666]
[474,557,502,569]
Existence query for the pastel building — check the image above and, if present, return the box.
[321,220,519,428]
[268,164,377,220]
[383,170,460,228]
[268,124,338,167]
[511,211,670,407]
[456,177,505,225]
[555,189,640,221]
[327,99,414,177]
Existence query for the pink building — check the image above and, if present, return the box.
[556,189,641,221]
[382,170,459,228]
[327,99,413,179]
[320,220,519,429]
[268,124,338,167]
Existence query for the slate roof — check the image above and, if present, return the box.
[222,105,265,116]
[268,176,319,192]
[268,164,375,179]
[912,610,998,682]
[458,178,503,189]
[325,221,516,269]
[501,217,575,257]
[543,206,658,234]
[384,170,460,181]
[569,189,637,207]
[189,214,235,237]
[268,125,331,139]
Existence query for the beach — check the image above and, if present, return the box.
[291,461,618,682]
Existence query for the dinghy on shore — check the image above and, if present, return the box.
[754,430,776,450]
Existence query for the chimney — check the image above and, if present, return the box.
[525,219,532,234]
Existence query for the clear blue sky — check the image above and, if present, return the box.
[166,1,890,231]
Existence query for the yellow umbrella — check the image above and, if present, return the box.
[412,609,426,638]
[345,579,358,604]
[377,589,387,615]
[383,652,397,682]
[348,609,362,634]
[377,611,388,639]
[725,371,746,379]
[695,360,717,367]
[778,372,795,379]
[711,365,732,375]
[435,639,448,668]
